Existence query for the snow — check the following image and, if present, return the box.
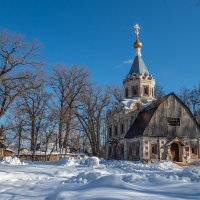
[84,156,100,167]
[0,158,200,199]
[122,97,155,110]
[190,159,200,166]
[1,156,27,165]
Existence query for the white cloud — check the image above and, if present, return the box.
[114,59,133,69]
[122,59,133,64]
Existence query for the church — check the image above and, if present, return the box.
[106,24,200,163]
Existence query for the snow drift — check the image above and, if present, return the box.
[1,158,200,199]
[1,156,27,165]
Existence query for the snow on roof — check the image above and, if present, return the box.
[19,150,60,156]
[4,148,15,152]
[121,97,155,110]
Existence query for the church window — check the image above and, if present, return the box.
[125,88,129,98]
[151,144,158,155]
[166,117,180,126]
[120,145,124,159]
[144,86,149,96]
[131,86,138,96]
[128,146,132,160]
[121,124,124,134]
[191,143,198,155]
[109,127,112,137]
[115,126,118,135]
[108,147,112,158]
[136,145,140,158]
[152,88,154,96]
[192,147,197,154]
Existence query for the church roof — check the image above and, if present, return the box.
[125,98,162,139]
[125,93,200,139]
[128,55,149,76]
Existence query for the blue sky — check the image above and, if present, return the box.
[0,0,200,93]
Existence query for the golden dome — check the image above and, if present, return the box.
[134,39,142,48]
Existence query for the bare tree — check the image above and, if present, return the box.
[179,83,200,123]
[40,113,58,161]
[155,84,165,99]
[0,30,42,119]
[108,85,124,106]
[179,87,191,107]
[75,85,110,157]
[50,65,89,152]
[19,81,51,160]
[189,85,200,119]
[4,105,27,156]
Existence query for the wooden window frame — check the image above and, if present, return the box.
[166,117,180,127]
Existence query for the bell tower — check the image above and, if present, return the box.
[123,24,155,99]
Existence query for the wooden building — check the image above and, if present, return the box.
[0,142,14,158]
[106,24,200,163]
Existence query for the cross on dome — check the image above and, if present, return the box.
[133,23,143,55]
[134,24,140,39]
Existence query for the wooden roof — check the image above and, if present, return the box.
[125,93,200,139]
[164,137,185,146]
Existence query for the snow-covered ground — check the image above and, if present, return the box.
[1,157,200,200]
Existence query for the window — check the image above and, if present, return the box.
[191,144,198,155]
[108,147,112,157]
[136,145,140,158]
[143,86,149,96]
[128,146,132,160]
[109,127,112,137]
[120,145,124,159]
[125,88,128,98]
[166,117,180,126]
[131,86,138,96]
[115,126,118,135]
[121,124,124,134]
[151,144,158,155]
